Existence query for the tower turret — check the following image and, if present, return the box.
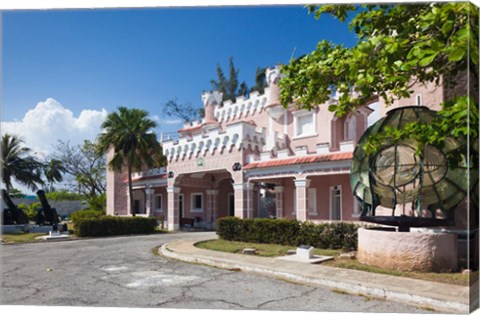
[265,65,284,119]
[202,91,223,124]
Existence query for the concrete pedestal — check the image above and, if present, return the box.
[357,227,458,272]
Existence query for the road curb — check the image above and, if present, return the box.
[159,242,470,313]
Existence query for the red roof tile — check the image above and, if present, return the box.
[243,152,353,170]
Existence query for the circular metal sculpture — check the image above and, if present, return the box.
[350,106,477,231]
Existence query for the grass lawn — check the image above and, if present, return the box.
[323,259,473,286]
[195,239,473,286]
[1,233,48,244]
[195,239,340,257]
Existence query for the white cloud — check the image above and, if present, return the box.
[1,98,108,156]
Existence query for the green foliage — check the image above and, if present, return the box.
[210,57,249,103]
[216,217,360,251]
[1,133,45,191]
[52,140,106,198]
[296,221,358,251]
[42,158,66,189]
[70,209,103,225]
[97,106,165,214]
[75,216,157,237]
[280,3,479,163]
[250,67,268,94]
[364,96,479,168]
[45,190,85,201]
[8,188,26,198]
[83,193,106,214]
[17,202,41,222]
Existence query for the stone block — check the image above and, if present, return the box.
[296,245,314,260]
[242,248,256,255]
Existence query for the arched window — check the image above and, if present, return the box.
[344,113,357,141]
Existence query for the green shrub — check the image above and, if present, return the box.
[216,217,359,251]
[82,193,106,214]
[71,209,103,225]
[75,216,157,237]
[45,190,85,201]
[17,202,41,222]
[216,217,246,241]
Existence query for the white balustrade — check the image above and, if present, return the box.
[132,167,167,179]
[213,91,269,123]
[163,121,276,162]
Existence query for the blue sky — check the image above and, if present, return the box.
[2,5,356,133]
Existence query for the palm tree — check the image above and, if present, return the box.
[1,133,45,192]
[43,158,66,191]
[97,107,165,216]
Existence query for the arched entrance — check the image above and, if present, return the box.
[167,169,234,230]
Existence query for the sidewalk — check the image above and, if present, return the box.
[159,235,474,313]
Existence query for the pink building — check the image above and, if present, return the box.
[106,66,456,231]
[105,66,478,269]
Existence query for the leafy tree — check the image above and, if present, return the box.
[82,193,107,214]
[162,99,202,123]
[17,202,41,222]
[250,67,268,94]
[97,107,165,216]
[210,57,249,103]
[45,190,85,201]
[279,2,478,164]
[52,140,106,197]
[1,134,44,192]
[8,188,26,198]
[42,158,66,191]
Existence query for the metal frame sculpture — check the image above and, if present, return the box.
[350,106,478,231]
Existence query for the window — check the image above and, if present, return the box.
[308,188,317,215]
[154,194,162,212]
[416,94,423,106]
[330,185,342,220]
[293,111,316,138]
[344,114,357,141]
[191,193,203,212]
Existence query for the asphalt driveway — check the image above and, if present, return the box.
[1,232,431,312]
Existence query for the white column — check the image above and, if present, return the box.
[233,183,245,219]
[275,186,284,218]
[126,186,131,216]
[233,183,254,219]
[294,179,310,222]
[167,186,181,231]
[145,186,154,217]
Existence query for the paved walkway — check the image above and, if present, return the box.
[160,235,475,313]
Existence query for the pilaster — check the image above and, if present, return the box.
[233,183,254,219]
[294,179,310,222]
[274,186,284,218]
[145,186,153,217]
[167,186,181,231]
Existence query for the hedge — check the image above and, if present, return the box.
[71,209,103,225]
[75,216,157,237]
[216,217,360,251]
